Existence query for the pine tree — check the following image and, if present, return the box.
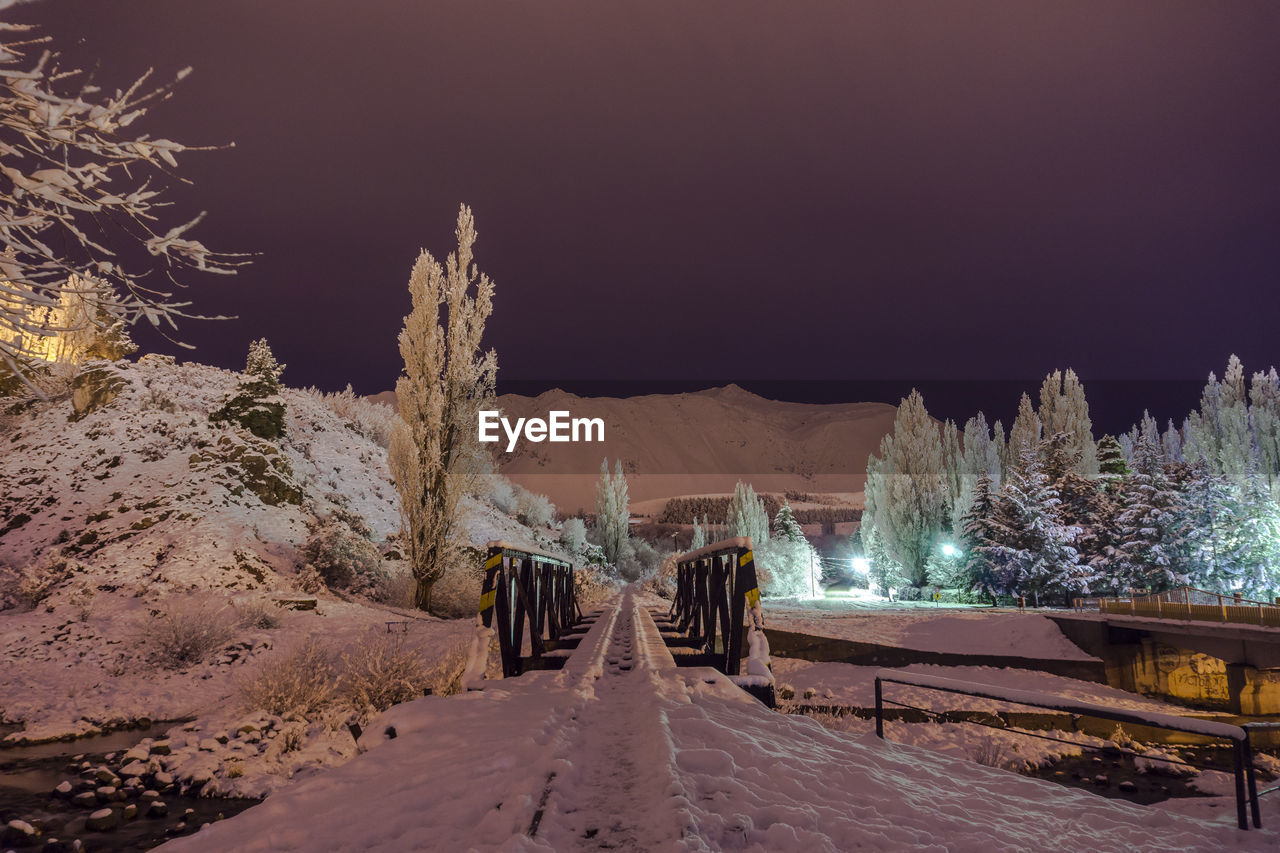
[991,454,1085,606]
[960,474,1004,602]
[1112,438,1186,593]
[390,205,497,612]
[756,500,814,597]
[1097,435,1129,481]
[210,338,287,439]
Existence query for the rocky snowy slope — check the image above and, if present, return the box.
[0,356,559,744]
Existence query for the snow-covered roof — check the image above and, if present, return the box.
[677,537,753,564]
[876,669,1248,741]
[485,540,570,565]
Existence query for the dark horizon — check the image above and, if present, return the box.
[14,2,1280,424]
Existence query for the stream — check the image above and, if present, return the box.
[0,724,259,851]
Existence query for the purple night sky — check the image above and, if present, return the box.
[17,1,1280,431]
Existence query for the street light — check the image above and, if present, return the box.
[940,543,959,559]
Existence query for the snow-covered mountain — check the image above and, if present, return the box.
[374,384,899,515]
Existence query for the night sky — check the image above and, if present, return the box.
[17,1,1280,433]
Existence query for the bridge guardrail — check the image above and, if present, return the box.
[1074,586,1280,629]
[874,669,1262,831]
[477,541,579,679]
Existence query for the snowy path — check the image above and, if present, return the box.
[159,591,1279,852]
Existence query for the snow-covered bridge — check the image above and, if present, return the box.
[157,589,1275,852]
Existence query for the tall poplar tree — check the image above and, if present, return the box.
[390,206,497,612]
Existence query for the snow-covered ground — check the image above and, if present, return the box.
[157,591,1276,852]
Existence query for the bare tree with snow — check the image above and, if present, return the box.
[390,206,496,612]
[0,14,239,390]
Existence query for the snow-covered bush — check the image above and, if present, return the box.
[969,735,1022,772]
[375,567,417,609]
[234,597,281,630]
[340,635,436,715]
[300,517,384,593]
[619,536,664,582]
[0,554,75,610]
[428,555,485,619]
[516,488,555,528]
[482,475,519,515]
[559,517,588,555]
[239,639,338,717]
[302,385,397,448]
[574,565,620,609]
[142,596,237,669]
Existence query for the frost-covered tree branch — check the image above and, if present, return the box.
[0,17,241,389]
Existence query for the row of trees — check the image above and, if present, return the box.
[862,362,1280,603]
[687,482,816,597]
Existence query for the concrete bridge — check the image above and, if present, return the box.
[1048,612,1280,715]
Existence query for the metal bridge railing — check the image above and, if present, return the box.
[478,540,580,679]
[668,537,762,677]
[874,669,1263,831]
[1074,585,1280,628]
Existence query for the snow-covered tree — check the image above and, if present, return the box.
[726,481,769,545]
[960,474,1003,601]
[977,452,1086,606]
[756,500,814,597]
[1097,435,1129,485]
[1007,392,1043,473]
[689,516,707,550]
[863,389,949,588]
[1112,459,1186,593]
[594,458,630,566]
[210,338,286,439]
[0,17,238,390]
[1038,369,1098,478]
[390,205,497,612]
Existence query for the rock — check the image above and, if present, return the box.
[122,745,150,763]
[4,819,39,846]
[103,752,116,762]
[236,722,259,735]
[75,779,95,791]
[41,839,69,853]
[150,741,172,756]
[95,786,118,803]
[123,804,138,820]
[1118,780,1138,793]
[183,808,196,819]
[85,808,119,832]
[94,768,119,785]
[70,363,128,421]
[154,770,175,787]
[72,792,98,808]
[214,732,230,745]
[119,760,147,777]
[53,780,74,797]
[198,738,221,752]
[146,800,168,818]
[140,790,160,802]
[1093,774,1109,787]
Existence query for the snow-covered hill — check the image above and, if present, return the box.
[0,356,562,745]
